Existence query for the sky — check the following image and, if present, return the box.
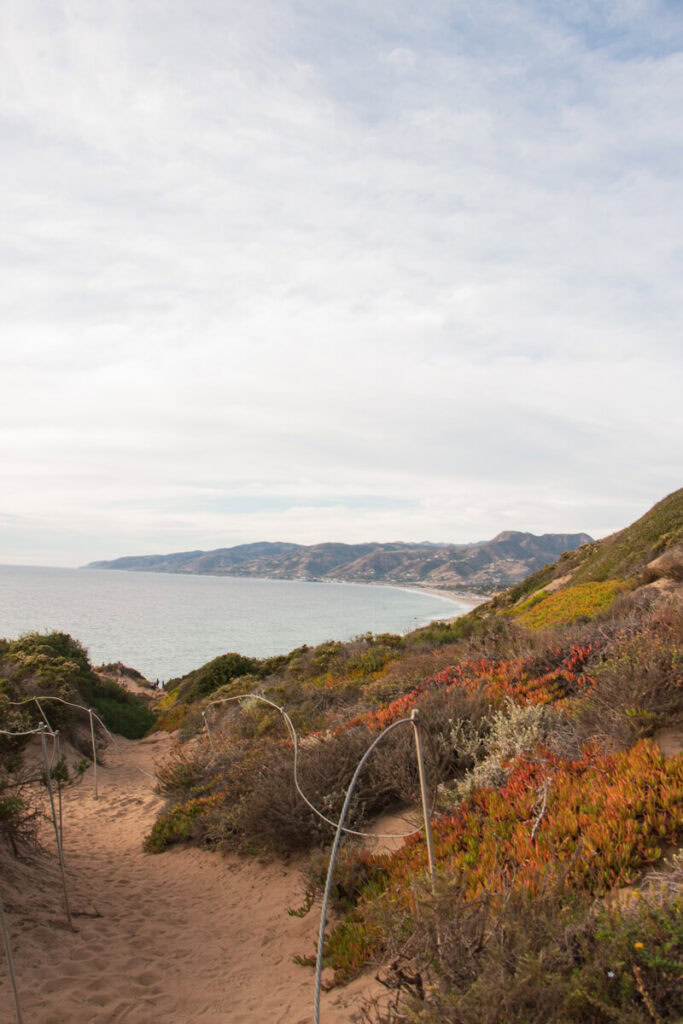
[1,0,682,566]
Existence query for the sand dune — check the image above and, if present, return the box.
[0,733,386,1023]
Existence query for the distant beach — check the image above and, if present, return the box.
[0,564,471,681]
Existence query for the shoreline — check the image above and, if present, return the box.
[398,582,488,608]
[84,562,490,608]
[1,566,488,678]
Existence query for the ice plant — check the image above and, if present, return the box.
[321,740,682,982]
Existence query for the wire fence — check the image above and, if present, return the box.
[0,727,45,737]
[203,694,425,840]
[1,697,112,1022]
[202,697,438,1024]
[5,695,157,783]
[1,693,440,1024]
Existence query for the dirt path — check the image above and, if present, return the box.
[0,733,383,1023]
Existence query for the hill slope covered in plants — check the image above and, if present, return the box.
[0,632,155,853]
[85,529,593,593]
[146,489,682,1023]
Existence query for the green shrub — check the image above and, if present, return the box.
[155,745,211,798]
[365,879,682,1024]
[79,674,155,738]
[569,595,683,749]
[0,631,155,739]
[174,652,262,703]
[0,702,39,852]
[0,791,37,853]
[90,695,155,739]
[144,793,225,852]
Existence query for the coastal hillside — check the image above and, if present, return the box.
[488,486,683,611]
[85,529,593,593]
[0,698,366,1022]
[151,488,682,726]
[145,488,682,1023]
[0,632,155,749]
[2,489,680,1023]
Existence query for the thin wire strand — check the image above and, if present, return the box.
[313,716,416,1024]
[0,726,47,736]
[5,689,435,1024]
[6,691,421,816]
[6,696,157,780]
[204,694,423,840]
[9,695,103,713]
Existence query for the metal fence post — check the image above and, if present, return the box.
[55,730,64,848]
[0,896,23,1024]
[40,727,73,930]
[313,717,417,1024]
[410,708,437,889]
[89,709,98,799]
[202,710,215,756]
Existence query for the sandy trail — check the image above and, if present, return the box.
[0,732,385,1023]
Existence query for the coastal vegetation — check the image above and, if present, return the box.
[84,530,593,593]
[0,631,155,740]
[493,487,683,611]
[147,591,681,852]
[142,488,682,1022]
[509,579,626,629]
[0,631,154,850]
[2,488,681,1023]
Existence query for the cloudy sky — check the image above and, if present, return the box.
[1,0,681,566]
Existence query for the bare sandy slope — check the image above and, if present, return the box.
[0,733,387,1023]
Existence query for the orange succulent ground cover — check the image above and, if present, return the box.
[324,740,682,980]
[348,641,600,733]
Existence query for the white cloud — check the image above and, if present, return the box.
[382,47,417,72]
[0,0,681,565]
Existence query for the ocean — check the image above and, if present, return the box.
[0,564,472,681]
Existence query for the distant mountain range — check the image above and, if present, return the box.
[84,531,593,593]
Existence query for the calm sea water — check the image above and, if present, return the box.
[0,565,471,681]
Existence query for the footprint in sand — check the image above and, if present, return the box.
[133,969,163,987]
